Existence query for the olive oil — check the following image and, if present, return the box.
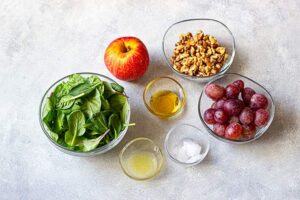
[126,151,158,179]
[150,90,181,116]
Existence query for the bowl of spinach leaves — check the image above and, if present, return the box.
[39,72,132,156]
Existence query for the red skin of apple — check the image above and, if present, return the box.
[104,37,149,81]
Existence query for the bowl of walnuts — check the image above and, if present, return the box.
[162,19,236,83]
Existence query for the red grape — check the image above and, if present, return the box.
[213,123,227,137]
[225,122,242,140]
[239,107,254,125]
[204,108,216,124]
[229,116,239,123]
[233,80,244,91]
[212,98,226,109]
[223,99,244,116]
[250,94,268,110]
[214,109,229,124]
[242,123,256,140]
[225,84,240,99]
[205,84,225,101]
[254,109,269,127]
[242,87,256,105]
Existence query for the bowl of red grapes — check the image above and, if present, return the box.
[198,73,275,143]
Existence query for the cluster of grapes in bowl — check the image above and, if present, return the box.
[203,80,269,141]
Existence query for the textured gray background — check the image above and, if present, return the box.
[0,0,299,199]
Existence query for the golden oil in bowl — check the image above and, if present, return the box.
[143,76,186,118]
[150,90,182,116]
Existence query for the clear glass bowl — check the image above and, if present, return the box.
[162,18,236,83]
[143,76,186,118]
[198,73,275,144]
[39,72,131,156]
[119,137,164,181]
[164,124,210,167]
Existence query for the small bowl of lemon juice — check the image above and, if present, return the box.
[119,137,164,181]
[143,77,186,118]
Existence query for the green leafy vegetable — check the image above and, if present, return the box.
[79,129,110,152]
[56,95,76,110]
[69,81,101,97]
[108,114,122,139]
[64,111,86,146]
[111,82,124,93]
[101,95,110,110]
[103,81,115,98]
[121,100,129,124]
[109,94,127,112]
[89,112,108,134]
[42,74,133,152]
[54,111,66,133]
[82,89,101,119]
[42,97,54,124]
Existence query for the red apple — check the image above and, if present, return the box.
[104,36,149,81]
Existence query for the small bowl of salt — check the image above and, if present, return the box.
[164,124,210,166]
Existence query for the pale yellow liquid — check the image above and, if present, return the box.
[150,90,181,116]
[126,151,158,179]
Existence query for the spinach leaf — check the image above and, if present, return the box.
[108,114,122,139]
[42,97,60,141]
[87,75,102,85]
[101,110,113,117]
[56,95,76,110]
[48,129,59,141]
[120,100,129,123]
[68,74,85,88]
[42,97,54,124]
[103,81,115,98]
[53,82,72,100]
[54,75,84,100]
[79,129,110,152]
[108,94,127,112]
[54,110,66,133]
[89,112,108,134]
[111,82,124,93]
[64,111,86,146]
[60,99,82,115]
[82,89,101,119]
[69,81,101,97]
[98,84,105,96]
[101,95,110,110]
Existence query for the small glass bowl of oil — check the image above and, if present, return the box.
[143,76,186,118]
[119,137,164,181]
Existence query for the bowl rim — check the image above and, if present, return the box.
[39,72,131,156]
[143,76,186,118]
[119,137,164,181]
[198,73,275,144]
[164,123,210,166]
[162,18,236,81]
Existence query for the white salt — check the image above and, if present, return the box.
[174,138,202,163]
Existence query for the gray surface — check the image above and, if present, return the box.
[0,0,299,199]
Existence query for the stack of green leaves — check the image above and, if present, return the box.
[42,74,130,152]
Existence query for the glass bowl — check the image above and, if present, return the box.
[119,137,164,181]
[162,18,236,83]
[39,72,131,156]
[143,76,186,118]
[165,124,210,167]
[198,73,275,144]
